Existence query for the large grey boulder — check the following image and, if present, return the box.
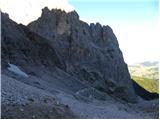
[28,7,137,103]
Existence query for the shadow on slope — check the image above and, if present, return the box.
[132,80,159,100]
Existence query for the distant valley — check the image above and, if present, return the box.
[129,61,159,93]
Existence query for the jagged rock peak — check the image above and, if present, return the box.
[40,7,111,31]
[41,7,79,20]
[1,11,9,19]
[28,7,137,103]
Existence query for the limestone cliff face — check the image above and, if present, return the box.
[1,12,62,72]
[28,7,137,102]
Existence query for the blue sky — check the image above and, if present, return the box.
[69,0,159,64]
[69,0,158,25]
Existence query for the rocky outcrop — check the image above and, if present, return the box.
[1,12,63,70]
[1,7,137,103]
[28,7,137,102]
[1,12,81,119]
[1,12,85,93]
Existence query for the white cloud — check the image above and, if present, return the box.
[111,23,159,65]
[0,0,74,25]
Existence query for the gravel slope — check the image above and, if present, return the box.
[1,74,76,119]
[1,73,158,119]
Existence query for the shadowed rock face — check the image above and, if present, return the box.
[1,12,63,71]
[1,7,137,103]
[27,7,137,103]
[132,80,159,100]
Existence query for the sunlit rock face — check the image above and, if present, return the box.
[28,7,137,103]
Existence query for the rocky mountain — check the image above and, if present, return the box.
[1,8,158,119]
[1,12,82,118]
[129,61,159,79]
[28,7,136,102]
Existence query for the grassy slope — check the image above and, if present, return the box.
[129,62,159,93]
[131,76,159,93]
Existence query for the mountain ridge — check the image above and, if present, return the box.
[1,8,159,118]
[28,7,137,102]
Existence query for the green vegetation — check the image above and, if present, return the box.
[128,61,159,93]
[43,96,51,103]
[129,65,158,80]
[132,76,159,93]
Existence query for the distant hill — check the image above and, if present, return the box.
[129,61,159,93]
[140,61,158,67]
[129,61,159,81]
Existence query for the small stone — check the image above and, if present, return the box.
[32,115,35,118]
[19,108,24,112]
